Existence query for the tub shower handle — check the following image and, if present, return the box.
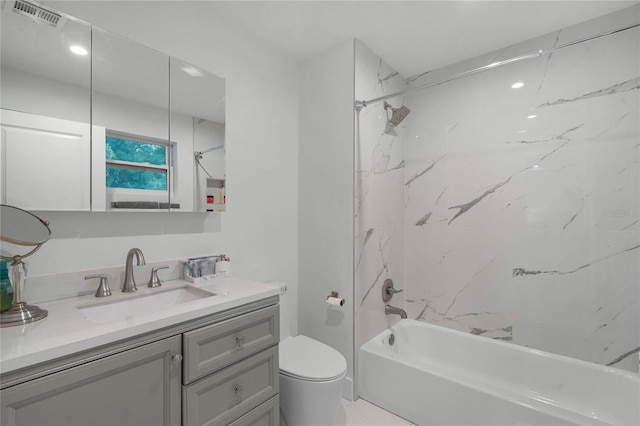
[382,278,402,302]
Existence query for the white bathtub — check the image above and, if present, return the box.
[359,319,639,426]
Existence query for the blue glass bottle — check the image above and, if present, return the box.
[0,260,14,312]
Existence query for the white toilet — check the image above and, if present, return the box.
[277,284,347,426]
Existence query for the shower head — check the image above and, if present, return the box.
[384,101,411,128]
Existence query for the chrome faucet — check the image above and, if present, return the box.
[122,248,146,292]
[385,304,408,319]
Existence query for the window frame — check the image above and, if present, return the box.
[105,130,175,199]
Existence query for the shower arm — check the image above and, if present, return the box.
[194,144,224,159]
[354,22,640,110]
[194,144,224,179]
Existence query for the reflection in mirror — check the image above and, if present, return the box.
[170,58,226,212]
[91,27,171,211]
[1,1,226,213]
[0,204,50,326]
[0,1,91,211]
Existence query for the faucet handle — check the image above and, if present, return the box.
[148,266,169,288]
[382,278,402,302]
[85,274,111,297]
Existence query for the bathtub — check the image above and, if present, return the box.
[359,319,639,426]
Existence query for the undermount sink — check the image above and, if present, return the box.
[78,286,215,323]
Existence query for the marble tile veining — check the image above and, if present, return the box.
[354,40,407,362]
[355,6,639,374]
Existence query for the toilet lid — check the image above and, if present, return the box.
[279,335,347,382]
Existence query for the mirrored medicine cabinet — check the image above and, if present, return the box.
[0,0,226,213]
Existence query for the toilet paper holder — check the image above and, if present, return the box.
[326,291,345,307]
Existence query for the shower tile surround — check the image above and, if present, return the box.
[354,41,407,365]
[355,6,639,373]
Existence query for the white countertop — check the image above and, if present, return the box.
[0,277,280,374]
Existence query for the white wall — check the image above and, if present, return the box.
[298,41,355,399]
[25,1,299,313]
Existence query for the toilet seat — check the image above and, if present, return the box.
[279,335,347,382]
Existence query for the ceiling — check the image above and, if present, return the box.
[3,0,635,122]
[204,0,638,77]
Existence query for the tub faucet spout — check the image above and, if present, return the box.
[385,304,407,319]
[122,248,146,293]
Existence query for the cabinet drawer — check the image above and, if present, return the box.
[183,346,279,426]
[229,395,279,426]
[183,304,279,384]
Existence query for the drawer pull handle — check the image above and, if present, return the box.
[235,335,246,347]
[235,385,243,397]
[172,354,183,366]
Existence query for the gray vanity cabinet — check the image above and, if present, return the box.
[0,299,280,426]
[182,304,280,426]
[1,335,182,426]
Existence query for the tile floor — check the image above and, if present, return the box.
[337,398,416,426]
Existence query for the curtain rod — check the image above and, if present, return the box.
[354,22,640,110]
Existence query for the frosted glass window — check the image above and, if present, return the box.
[105,134,168,191]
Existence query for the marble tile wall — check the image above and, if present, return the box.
[354,40,407,375]
[354,7,639,375]
[402,8,639,372]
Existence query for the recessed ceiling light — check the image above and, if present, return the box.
[511,82,524,89]
[527,115,537,119]
[517,130,528,134]
[70,45,88,56]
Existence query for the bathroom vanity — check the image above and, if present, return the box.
[0,277,280,425]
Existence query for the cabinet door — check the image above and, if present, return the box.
[1,336,181,426]
[0,110,91,210]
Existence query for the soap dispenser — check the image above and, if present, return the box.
[215,255,231,275]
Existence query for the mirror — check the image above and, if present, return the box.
[170,58,226,212]
[0,0,91,211]
[0,204,51,250]
[0,204,51,326]
[0,0,225,213]
[92,27,171,211]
